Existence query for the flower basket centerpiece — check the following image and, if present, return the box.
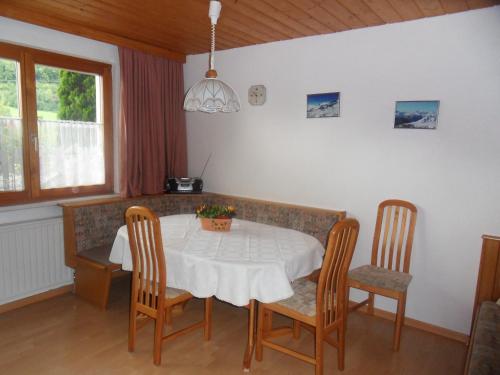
[196,204,236,232]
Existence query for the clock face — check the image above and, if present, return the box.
[248,85,266,106]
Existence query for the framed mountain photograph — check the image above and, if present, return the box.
[394,100,440,129]
[307,92,340,118]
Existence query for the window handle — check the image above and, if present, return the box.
[31,134,38,152]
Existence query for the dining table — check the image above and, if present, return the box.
[109,213,325,370]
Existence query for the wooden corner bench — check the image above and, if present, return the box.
[73,245,122,308]
[61,193,345,309]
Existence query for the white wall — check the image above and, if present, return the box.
[185,7,500,334]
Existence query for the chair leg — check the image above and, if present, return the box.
[367,292,375,315]
[165,306,173,326]
[393,293,406,351]
[264,310,273,333]
[153,311,165,365]
[337,319,346,370]
[256,304,265,361]
[345,287,351,324]
[315,327,324,375]
[293,320,301,339]
[204,297,213,341]
[128,306,137,352]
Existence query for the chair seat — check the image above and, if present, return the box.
[165,287,191,300]
[348,265,412,293]
[137,283,190,301]
[274,278,317,317]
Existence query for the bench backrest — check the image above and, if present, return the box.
[61,193,345,268]
[209,195,345,248]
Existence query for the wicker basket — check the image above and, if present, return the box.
[200,217,232,232]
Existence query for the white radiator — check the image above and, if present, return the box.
[0,217,73,305]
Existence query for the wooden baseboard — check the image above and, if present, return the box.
[0,284,74,314]
[349,300,469,345]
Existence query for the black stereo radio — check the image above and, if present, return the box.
[166,177,203,194]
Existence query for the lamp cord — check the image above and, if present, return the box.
[210,23,216,71]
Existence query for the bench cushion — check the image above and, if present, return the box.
[72,195,205,255]
[208,196,341,247]
[468,301,500,375]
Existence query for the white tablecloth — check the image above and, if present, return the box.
[109,214,324,306]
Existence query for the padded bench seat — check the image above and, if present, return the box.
[467,301,500,375]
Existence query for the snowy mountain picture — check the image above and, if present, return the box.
[307,92,340,118]
[394,101,439,129]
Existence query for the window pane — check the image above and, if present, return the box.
[36,65,104,189]
[0,58,24,192]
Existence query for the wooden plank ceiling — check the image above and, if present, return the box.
[0,0,498,62]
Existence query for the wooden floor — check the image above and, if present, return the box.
[0,278,467,375]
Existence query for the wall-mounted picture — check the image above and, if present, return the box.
[394,100,440,129]
[307,92,340,118]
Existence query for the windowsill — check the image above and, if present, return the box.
[0,193,120,213]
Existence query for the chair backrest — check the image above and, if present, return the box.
[371,199,417,273]
[316,218,359,328]
[125,206,166,314]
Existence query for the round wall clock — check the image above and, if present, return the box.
[248,85,266,106]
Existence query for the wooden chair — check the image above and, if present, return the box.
[348,199,417,351]
[125,206,213,365]
[256,218,360,375]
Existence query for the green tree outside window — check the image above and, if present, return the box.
[57,70,96,122]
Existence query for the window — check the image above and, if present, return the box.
[0,42,113,205]
[0,56,23,192]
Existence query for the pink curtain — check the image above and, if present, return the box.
[119,47,187,197]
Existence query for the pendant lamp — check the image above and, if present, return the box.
[183,0,241,113]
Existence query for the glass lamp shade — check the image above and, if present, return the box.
[184,78,240,113]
